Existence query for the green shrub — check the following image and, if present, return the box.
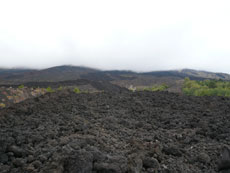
[139,84,169,92]
[46,86,54,93]
[183,78,230,97]
[73,87,80,93]
[18,85,24,89]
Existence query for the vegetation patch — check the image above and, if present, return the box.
[18,85,24,89]
[138,84,169,92]
[183,77,230,96]
[73,87,81,93]
[58,86,63,91]
[46,86,55,93]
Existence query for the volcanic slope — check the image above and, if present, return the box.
[0,90,230,173]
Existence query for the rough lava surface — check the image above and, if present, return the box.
[0,90,230,173]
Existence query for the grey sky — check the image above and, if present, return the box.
[0,0,230,73]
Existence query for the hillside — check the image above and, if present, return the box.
[1,65,230,93]
[179,69,230,80]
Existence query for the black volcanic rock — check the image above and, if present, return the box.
[7,146,25,157]
[0,90,230,172]
[218,146,230,172]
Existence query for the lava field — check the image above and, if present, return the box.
[0,90,230,173]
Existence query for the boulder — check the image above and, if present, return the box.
[218,146,230,172]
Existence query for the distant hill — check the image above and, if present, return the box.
[0,66,99,84]
[142,69,230,80]
[1,65,230,92]
[179,69,230,80]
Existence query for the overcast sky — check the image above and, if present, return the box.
[0,0,230,73]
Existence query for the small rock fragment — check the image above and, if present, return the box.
[27,155,34,163]
[8,145,24,157]
[13,158,25,167]
[197,152,210,164]
[143,157,160,169]
[163,145,182,157]
[32,160,42,169]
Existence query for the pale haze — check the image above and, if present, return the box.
[0,0,230,73]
